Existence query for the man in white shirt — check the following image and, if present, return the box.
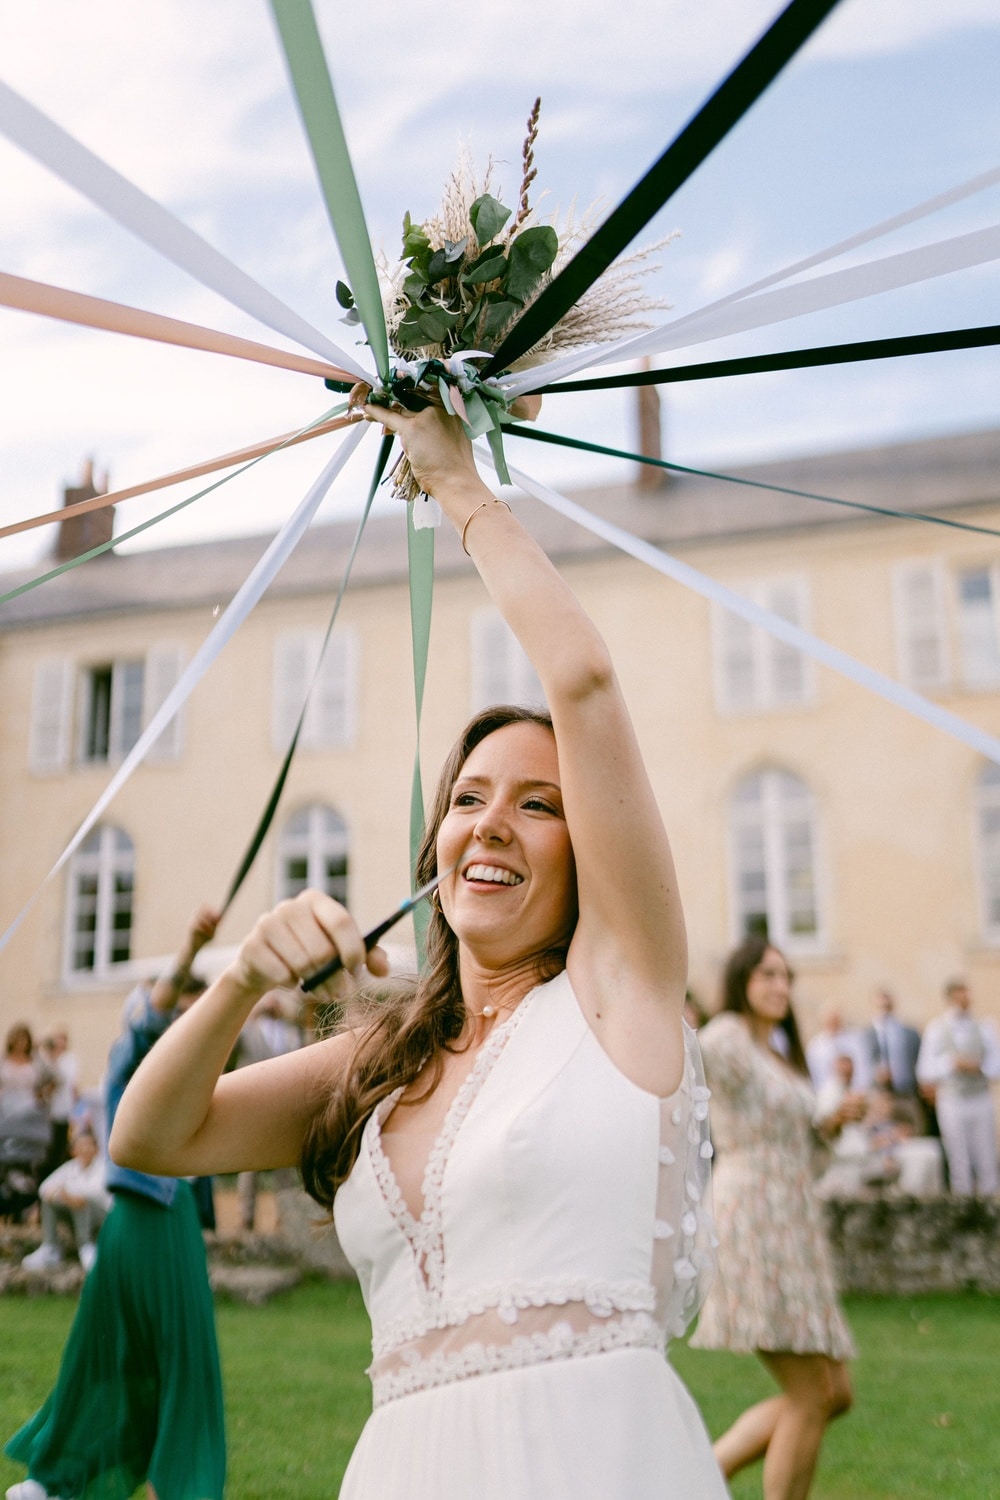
[916,979,1000,1195]
[806,1006,863,1090]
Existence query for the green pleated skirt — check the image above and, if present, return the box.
[5,1182,225,1500]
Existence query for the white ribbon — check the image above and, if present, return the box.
[0,421,368,955]
[484,448,1000,771]
[501,164,1000,395]
[0,77,370,379]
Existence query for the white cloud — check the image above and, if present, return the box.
[0,0,998,569]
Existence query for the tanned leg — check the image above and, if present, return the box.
[756,1351,852,1500]
[714,1394,786,1478]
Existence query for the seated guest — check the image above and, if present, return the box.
[815,1076,944,1199]
[22,1123,111,1274]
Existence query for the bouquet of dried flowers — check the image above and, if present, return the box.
[339,100,672,503]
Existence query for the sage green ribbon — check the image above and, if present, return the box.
[221,434,393,913]
[508,425,1000,542]
[0,404,349,609]
[269,0,389,381]
[407,504,435,962]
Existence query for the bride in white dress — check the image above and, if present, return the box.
[110,399,728,1499]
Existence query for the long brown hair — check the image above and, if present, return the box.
[720,934,808,1075]
[300,705,569,1211]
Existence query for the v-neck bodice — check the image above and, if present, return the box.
[367,988,539,1291]
[333,971,716,1410]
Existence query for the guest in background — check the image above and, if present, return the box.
[691,936,853,1500]
[4,906,226,1500]
[229,989,304,1234]
[38,1029,79,1180]
[855,989,921,1100]
[917,979,1000,1196]
[0,1025,55,1223]
[21,1122,110,1275]
[0,1025,55,1120]
[805,1006,861,1091]
[683,988,708,1031]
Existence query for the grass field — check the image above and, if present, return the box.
[1,1283,998,1498]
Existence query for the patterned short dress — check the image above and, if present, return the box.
[690,1012,855,1359]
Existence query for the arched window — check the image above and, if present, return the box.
[729,769,822,950]
[277,804,349,904]
[975,763,1000,939]
[66,825,135,975]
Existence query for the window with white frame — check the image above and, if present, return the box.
[975,763,1000,940]
[729,768,822,948]
[277,804,349,904]
[65,825,135,976]
[712,576,812,714]
[957,566,1000,689]
[470,609,546,713]
[892,560,950,690]
[272,630,358,752]
[79,660,144,763]
[29,646,185,774]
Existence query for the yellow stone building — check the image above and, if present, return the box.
[2,427,999,1086]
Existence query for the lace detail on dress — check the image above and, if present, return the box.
[370,1278,656,1360]
[654,1023,718,1338]
[368,991,537,1297]
[370,1308,664,1407]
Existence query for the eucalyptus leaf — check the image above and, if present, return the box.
[335,280,355,309]
[402,213,431,258]
[462,253,507,286]
[506,225,558,303]
[396,316,430,350]
[425,248,455,285]
[479,296,520,343]
[469,193,512,246]
[444,236,469,263]
[403,272,431,301]
[417,306,462,341]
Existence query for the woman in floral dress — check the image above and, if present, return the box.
[691,935,854,1500]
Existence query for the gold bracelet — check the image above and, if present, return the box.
[461,499,512,556]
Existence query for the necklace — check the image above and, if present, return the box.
[469,998,519,1020]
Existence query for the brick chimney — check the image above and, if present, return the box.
[634,362,668,491]
[55,459,114,561]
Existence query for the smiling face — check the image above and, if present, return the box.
[436,720,577,969]
[744,946,792,1025]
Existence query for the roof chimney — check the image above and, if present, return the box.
[55,459,114,561]
[634,362,668,491]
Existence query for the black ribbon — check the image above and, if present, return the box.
[534,325,1000,393]
[483,0,843,379]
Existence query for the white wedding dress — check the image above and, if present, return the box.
[334,969,727,1498]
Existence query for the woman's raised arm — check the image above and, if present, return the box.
[371,403,687,1083]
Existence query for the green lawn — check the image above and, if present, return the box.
[1,1284,998,1498]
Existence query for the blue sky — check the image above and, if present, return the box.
[0,0,998,569]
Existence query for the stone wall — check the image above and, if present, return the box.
[823,1196,1000,1295]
